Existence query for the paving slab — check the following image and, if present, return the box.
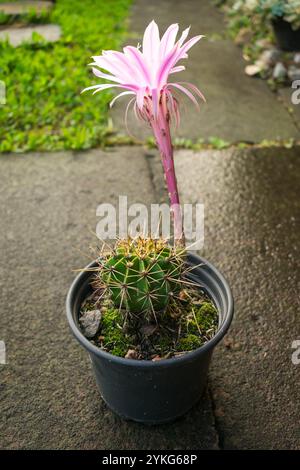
[0,24,61,47]
[278,87,300,131]
[0,1,53,16]
[0,148,218,450]
[165,146,299,449]
[110,0,299,143]
[0,144,299,449]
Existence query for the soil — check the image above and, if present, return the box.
[79,283,219,361]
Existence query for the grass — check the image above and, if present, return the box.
[0,0,132,152]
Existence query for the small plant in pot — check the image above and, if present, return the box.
[231,0,300,51]
[66,21,234,424]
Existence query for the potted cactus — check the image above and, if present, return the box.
[66,21,234,424]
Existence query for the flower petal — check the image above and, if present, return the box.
[92,55,125,79]
[142,20,160,65]
[170,65,185,74]
[168,82,199,108]
[156,44,180,88]
[159,35,204,86]
[177,26,190,47]
[123,46,151,85]
[177,35,204,58]
[92,67,123,83]
[109,91,135,107]
[159,23,179,59]
[114,50,145,83]
[136,86,146,109]
[82,83,135,95]
[177,81,206,102]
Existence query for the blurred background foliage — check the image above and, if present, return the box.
[0,0,132,152]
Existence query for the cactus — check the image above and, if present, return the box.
[96,237,185,314]
[83,22,205,247]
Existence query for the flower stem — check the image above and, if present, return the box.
[150,95,185,247]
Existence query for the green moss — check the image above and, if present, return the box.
[177,334,203,352]
[157,334,173,353]
[101,307,131,357]
[82,288,219,359]
[196,302,218,327]
[186,301,218,335]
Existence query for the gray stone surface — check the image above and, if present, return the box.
[273,62,287,80]
[288,66,300,82]
[0,1,53,15]
[168,146,299,449]
[110,0,299,143]
[79,310,101,339]
[0,148,218,450]
[0,24,61,47]
[278,87,300,131]
[0,144,299,449]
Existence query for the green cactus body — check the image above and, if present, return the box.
[100,239,183,314]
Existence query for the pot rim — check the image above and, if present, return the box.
[66,254,234,368]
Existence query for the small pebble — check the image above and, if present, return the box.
[259,49,281,66]
[273,62,287,80]
[255,38,272,49]
[151,355,162,362]
[79,310,102,339]
[288,66,300,81]
[245,64,263,76]
[125,349,138,360]
[294,53,300,64]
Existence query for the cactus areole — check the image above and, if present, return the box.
[97,238,183,316]
[83,20,205,246]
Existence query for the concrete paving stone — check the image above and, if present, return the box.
[170,145,299,449]
[0,143,299,449]
[0,24,61,46]
[0,1,53,16]
[0,147,218,450]
[278,87,300,131]
[109,0,299,143]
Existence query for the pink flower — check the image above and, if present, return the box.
[83,21,205,246]
[83,20,205,121]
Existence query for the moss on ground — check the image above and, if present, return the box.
[80,288,219,360]
[186,302,219,336]
[177,334,203,351]
[100,308,131,357]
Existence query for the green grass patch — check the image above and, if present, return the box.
[0,0,132,152]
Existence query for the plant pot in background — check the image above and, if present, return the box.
[272,18,300,52]
[66,253,234,424]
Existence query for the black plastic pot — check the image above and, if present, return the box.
[272,18,300,52]
[66,253,234,424]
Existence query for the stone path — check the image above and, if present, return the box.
[0,149,218,450]
[0,0,300,452]
[110,0,300,143]
[0,24,61,46]
[152,146,300,449]
[0,1,53,16]
[0,145,299,449]
[0,1,61,47]
[279,87,300,131]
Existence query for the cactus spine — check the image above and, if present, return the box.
[97,238,184,315]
